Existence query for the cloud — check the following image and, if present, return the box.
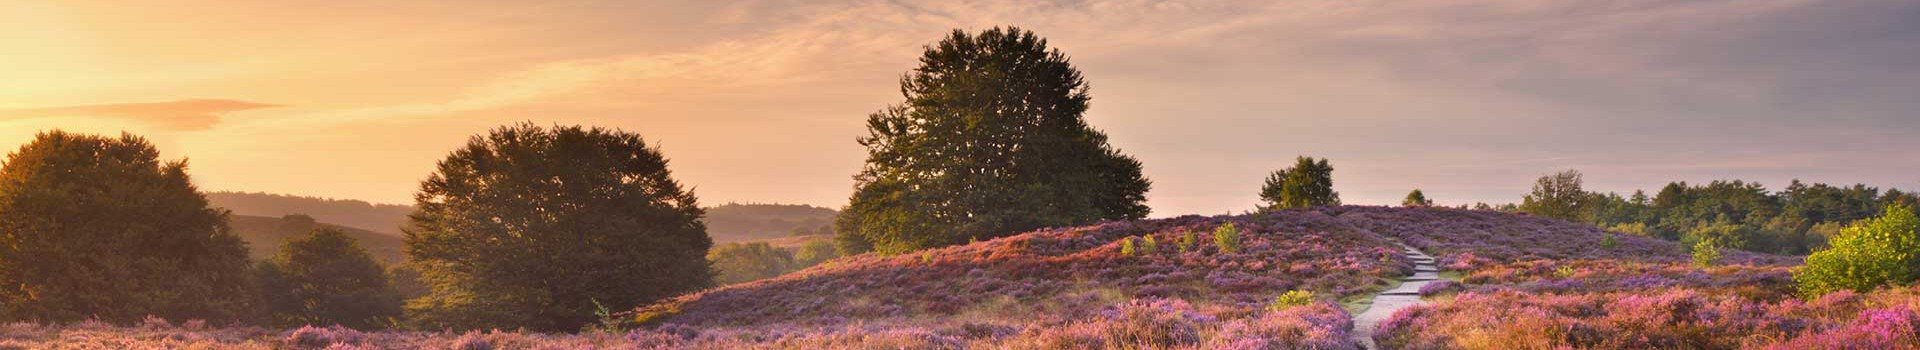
[0,99,280,130]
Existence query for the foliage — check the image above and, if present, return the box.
[835,27,1152,255]
[404,124,712,332]
[709,242,798,285]
[1141,235,1159,255]
[792,239,839,267]
[1260,156,1340,210]
[1403,189,1433,207]
[1178,230,1197,253]
[0,131,254,323]
[703,203,836,242]
[1119,236,1138,257]
[1692,238,1722,267]
[1600,231,1618,249]
[1213,222,1242,254]
[1265,290,1315,311]
[1795,204,1920,297]
[1519,170,1588,221]
[256,228,403,329]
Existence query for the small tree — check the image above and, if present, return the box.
[709,242,798,285]
[257,228,402,328]
[1213,223,1243,254]
[1795,205,1920,296]
[405,124,712,331]
[1520,170,1588,221]
[1692,238,1722,268]
[1178,231,1197,253]
[1260,157,1339,211]
[0,131,254,323]
[1403,189,1434,207]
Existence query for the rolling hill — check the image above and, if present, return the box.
[208,192,413,234]
[704,203,836,242]
[228,214,407,264]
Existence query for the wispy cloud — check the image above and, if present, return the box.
[0,99,279,130]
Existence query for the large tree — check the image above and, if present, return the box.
[1259,156,1339,211]
[404,124,712,331]
[257,228,402,329]
[0,131,254,322]
[836,27,1151,254]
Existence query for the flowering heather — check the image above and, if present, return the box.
[1378,285,1920,349]
[1330,206,1798,268]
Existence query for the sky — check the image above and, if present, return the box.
[2,0,1916,216]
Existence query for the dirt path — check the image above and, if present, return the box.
[1352,244,1437,349]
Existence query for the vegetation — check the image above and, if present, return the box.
[403,124,712,331]
[1691,238,1722,267]
[834,27,1151,255]
[229,214,406,263]
[704,203,836,242]
[1266,290,1315,311]
[1519,170,1588,221]
[1402,189,1433,207]
[1796,204,1920,296]
[709,242,798,285]
[0,131,254,323]
[1212,223,1242,254]
[256,228,403,328]
[207,191,413,234]
[1259,156,1339,210]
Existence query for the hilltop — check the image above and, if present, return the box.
[209,192,413,234]
[228,214,407,264]
[705,203,836,242]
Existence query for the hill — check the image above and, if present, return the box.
[703,203,836,242]
[619,206,1794,348]
[208,192,413,234]
[229,214,407,264]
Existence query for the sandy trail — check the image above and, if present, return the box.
[1352,244,1437,350]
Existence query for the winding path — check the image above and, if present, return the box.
[1352,244,1437,350]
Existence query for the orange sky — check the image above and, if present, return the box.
[4,1,1917,216]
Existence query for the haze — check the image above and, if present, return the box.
[3,0,1916,216]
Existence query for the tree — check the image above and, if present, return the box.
[1520,170,1588,221]
[1402,189,1433,207]
[1260,156,1339,211]
[835,27,1152,254]
[257,228,402,328]
[709,242,797,285]
[0,131,254,322]
[1795,204,1920,296]
[793,239,839,267]
[405,124,712,331]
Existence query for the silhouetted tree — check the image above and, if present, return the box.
[256,228,401,328]
[404,124,712,331]
[1520,170,1588,221]
[0,131,254,322]
[1259,156,1339,211]
[1403,189,1433,207]
[835,27,1151,254]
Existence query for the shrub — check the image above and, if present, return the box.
[404,124,712,332]
[709,242,797,285]
[1795,204,1920,297]
[1120,236,1138,257]
[1265,290,1314,311]
[1178,230,1197,253]
[1142,235,1159,255]
[792,239,839,267]
[1214,223,1242,254]
[1600,232,1618,249]
[256,228,404,329]
[1693,238,1721,268]
[0,131,254,323]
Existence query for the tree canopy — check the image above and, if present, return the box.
[257,228,402,328]
[1259,156,1339,211]
[835,27,1151,254]
[1403,189,1434,207]
[404,124,712,331]
[0,131,254,323]
[1520,170,1588,221]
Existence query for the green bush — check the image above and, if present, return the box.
[1178,231,1196,253]
[1119,236,1138,257]
[709,242,797,285]
[1213,223,1242,254]
[1600,232,1618,250]
[1141,236,1159,255]
[1795,204,1920,297]
[1266,290,1314,311]
[256,228,403,328]
[1692,238,1721,268]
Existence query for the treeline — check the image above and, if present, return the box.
[1510,170,1920,255]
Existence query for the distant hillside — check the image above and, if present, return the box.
[704,203,836,242]
[207,192,413,234]
[636,206,1792,330]
[229,214,406,264]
